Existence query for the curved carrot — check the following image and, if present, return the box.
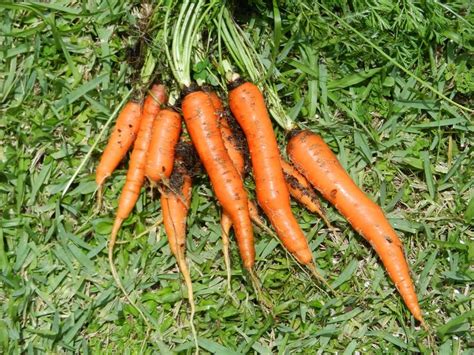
[280,158,332,229]
[228,81,313,265]
[95,98,142,205]
[182,90,255,270]
[287,130,424,324]
[145,108,182,185]
[161,142,197,346]
[108,84,167,318]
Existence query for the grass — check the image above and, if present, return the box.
[0,0,473,353]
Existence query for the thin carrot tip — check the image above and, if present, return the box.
[96,184,104,211]
[247,268,274,314]
[307,263,335,294]
[420,317,430,332]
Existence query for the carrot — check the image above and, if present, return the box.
[217,108,248,179]
[160,141,198,349]
[209,91,273,296]
[182,90,255,270]
[108,83,167,319]
[95,98,142,206]
[280,158,333,229]
[145,108,182,185]
[287,130,425,325]
[228,81,313,266]
[166,1,254,271]
[212,92,237,290]
[216,102,272,233]
[209,92,248,288]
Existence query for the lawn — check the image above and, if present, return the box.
[0,0,473,353]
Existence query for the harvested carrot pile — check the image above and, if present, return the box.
[65,0,473,353]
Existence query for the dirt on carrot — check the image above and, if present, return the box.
[182,88,256,270]
[287,129,425,325]
[228,80,314,266]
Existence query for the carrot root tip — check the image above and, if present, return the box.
[96,184,104,211]
[420,317,430,332]
[307,263,335,295]
[247,268,273,314]
[221,236,232,294]
[174,248,199,354]
[107,218,153,329]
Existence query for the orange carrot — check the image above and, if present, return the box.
[145,108,182,185]
[209,91,268,289]
[228,81,313,266]
[181,89,255,270]
[219,112,248,178]
[216,104,251,289]
[287,130,424,324]
[207,90,248,178]
[280,158,332,229]
[108,84,167,314]
[161,166,192,261]
[216,104,269,232]
[95,98,142,205]
[160,141,198,345]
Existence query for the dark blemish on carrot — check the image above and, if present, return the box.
[286,129,303,141]
[330,189,337,200]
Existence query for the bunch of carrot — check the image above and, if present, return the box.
[93,1,427,351]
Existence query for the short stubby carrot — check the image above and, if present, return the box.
[228,81,313,265]
[280,158,332,228]
[95,98,142,205]
[287,130,424,323]
[181,89,255,270]
[145,108,182,184]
